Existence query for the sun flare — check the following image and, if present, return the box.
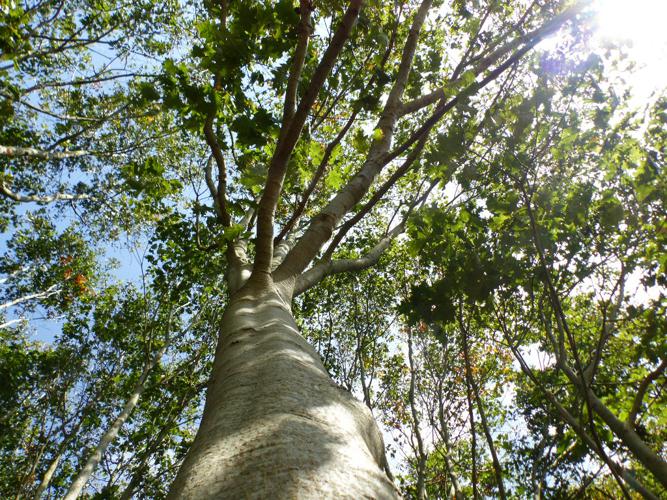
[595,0,667,46]
[593,0,667,99]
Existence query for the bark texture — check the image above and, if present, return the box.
[168,281,398,499]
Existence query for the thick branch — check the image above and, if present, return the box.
[277,0,572,280]
[320,136,427,263]
[63,345,167,500]
[203,117,231,226]
[276,0,433,279]
[253,0,364,276]
[571,372,667,489]
[0,318,26,329]
[294,223,403,296]
[275,18,400,246]
[279,0,313,139]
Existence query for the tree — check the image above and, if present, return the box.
[2,0,666,498]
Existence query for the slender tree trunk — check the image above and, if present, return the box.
[33,426,82,499]
[464,363,479,500]
[584,385,667,489]
[436,383,464,500]
[118,423,172,500]
[33,448,64,499]
[356,335,372,410]
[118,387,196,500]
[168,280,398,498]
[63,346,165,500]
[407,328,427,500]
[461,325,507,500]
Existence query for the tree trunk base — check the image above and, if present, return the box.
[168,286,399,499]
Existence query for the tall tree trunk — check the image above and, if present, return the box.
[461,323,507,500]
[33,448,64,499]
[407,328,427,500]
[63,346,165,500]
[464,363,479,500]
[168,281,398,498]
[436,382,464,500]
[34,426,82,499]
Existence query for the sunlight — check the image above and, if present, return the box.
[595,0,666,46]
[594,0,667,98]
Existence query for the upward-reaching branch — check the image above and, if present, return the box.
[274,17,399,246]
[459,311,507,500]
[278,2,583,281]
[319,135,428,263]
[275,0,434,279]
[279,0,313,142]
[399,2,585,117]
[253,0,364,276]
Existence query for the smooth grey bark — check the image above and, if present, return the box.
[0,285,61,311]
[34,413,87,499]
[33,447,64,499]
[63,346,165,500]
[167,279,399,499]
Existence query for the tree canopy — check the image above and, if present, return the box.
[1,0,665,498]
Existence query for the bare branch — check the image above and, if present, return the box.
[21,72,155,95]
[294,223,403,296]
[203,113,231,226]
[0,318,27,329]
[0,145,93,160]
[0,180,90,204]
[0,285,61,311]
